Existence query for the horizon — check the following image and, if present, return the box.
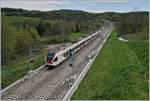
[1,0,149,13]
[1,7,149,14]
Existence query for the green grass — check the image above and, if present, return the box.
[68,32,86,42]
[1,53,45,89]
[40,32,85,44]
[122,32,148,41]
[71,31,149,100]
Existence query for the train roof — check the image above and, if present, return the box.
[54,30,101,56]
[47,43,72,54]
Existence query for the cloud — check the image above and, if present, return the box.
[78,0,128,8]
[80,0,128,5]
[91,0,128,3]
[1,0,70,11]
[37,0,70,5]
[87,9,114,13]
[1,0,70,5]
[79,1,97,6]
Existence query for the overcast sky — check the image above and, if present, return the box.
[1,0,149,13]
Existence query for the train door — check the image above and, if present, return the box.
[53,56,58,66]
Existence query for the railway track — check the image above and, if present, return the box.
[1,24,113,100]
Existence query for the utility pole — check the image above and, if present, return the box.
[27,41,38,80]
[72,49,75,80]
[29,42,34,71]
[92,23,95,33]
[60,10,65,44]
[68,49,75,88]
[61,10,63,41]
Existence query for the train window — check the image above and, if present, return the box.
[53,57,58,62]
[47,52,55,61]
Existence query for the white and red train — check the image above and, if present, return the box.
[45,30,103,67]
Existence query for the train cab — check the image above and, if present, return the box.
[46,52,55,64]
[46,52,59,66]
[45,50,68,67]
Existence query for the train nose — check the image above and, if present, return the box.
[47,60,52,64]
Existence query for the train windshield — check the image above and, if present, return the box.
[47,52,55,61]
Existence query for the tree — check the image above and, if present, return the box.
[1,21,17,65]
[30,27,40,41]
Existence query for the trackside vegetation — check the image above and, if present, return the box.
[71,31,149,100]
[1,54,45,89]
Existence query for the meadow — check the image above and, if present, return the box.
[71,31,149,100]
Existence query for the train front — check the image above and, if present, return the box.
[45,52,55,66]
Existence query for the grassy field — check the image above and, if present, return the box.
[1,32,85,89]
[40,32,86,44]
[68,32,86,41]
[122,32,148,42]
[71,31,149,100]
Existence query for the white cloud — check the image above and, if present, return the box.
[91,0,128,3]
[79,1,97,6]
[1,0,70,5]
[79,0,128,7]
[80,0,128,5]
[86,9,113,13]
[0,0,129,12]
[1,0,70,6]
[1,0,70,11]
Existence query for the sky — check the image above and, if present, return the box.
[1,0,149,13]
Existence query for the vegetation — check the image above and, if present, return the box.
[71,31,149,100]
[116,12,148,36]
[122,32,148,41]
[67,32,86,42]
[1,8,148,94]
[1,8,97,21]
[1,53,45,89]
[2,8,148,37]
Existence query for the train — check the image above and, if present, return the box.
[45,29,104,67]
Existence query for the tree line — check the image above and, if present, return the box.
[2,8,148,35]
[117,12,148,35]
[84,11,149,35]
